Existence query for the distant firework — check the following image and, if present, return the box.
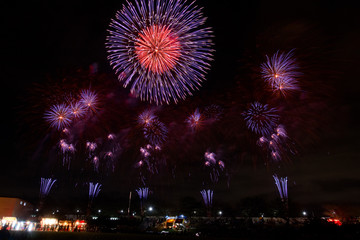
[106,0,214,105]
[261,50,300,95]
[39,178,56,199]
[69,101,86,119]
[242,102,279,136]
[204,104,224,120]
[204,151,225,184]
[80,89,99,112]
[200,189,213,209]
[44,104,72,130]
[273,174,288,202]
[136,187,149,200]
[186,108,202,131]
[89,182,102,201]
[138,109,156,126]
[143,119,167,145]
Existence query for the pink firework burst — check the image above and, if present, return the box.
[135,25,181,74]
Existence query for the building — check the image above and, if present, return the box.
[0,197,33,220]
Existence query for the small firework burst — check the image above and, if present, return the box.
[242,102,279,136]
[86,141,97,152]
[138,109,156,126]
[69,101,86,119]
[261,50,300,95]
[44,104,72,130]
[143,119,167,145]
[106,0,214,105]
[80,89,99,111]
[186,108,202,131]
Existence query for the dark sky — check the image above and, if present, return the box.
[1,0,360,216]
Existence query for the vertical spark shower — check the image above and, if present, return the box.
[273,175,288,202]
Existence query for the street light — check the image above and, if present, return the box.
[302,211,307,216]
[148,206,153,212]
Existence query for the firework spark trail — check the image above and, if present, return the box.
[59,139,75,169]
[200,189,213,209]
[260,49,300,95]
[40,178,56,199]
[93,156,100,172]
[89,182,102,201]
[242,102,279,136]
[136,187,149,200]
[44,104,72,130]
[273,174,288,201]
[106,0,214,105]
[204,151,225,184]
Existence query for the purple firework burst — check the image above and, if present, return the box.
[186,108,202,131]
[106,0,214,105]
[242,102,279,136]
[143,119,167,145]
[80,89,99,112]
[69,101,86,119]
[44,104,72,130]
[260,50,300,95]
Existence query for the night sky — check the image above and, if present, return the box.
[2,0,360,216]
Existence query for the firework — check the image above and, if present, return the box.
[93,156,100,172]
[89,182,102,201]
[143,119,167,145]
[200,189,213,209]
[204,104,224,120]
[59,139,75,169]
[69,101,86,119]
[186,108,202,131]
[106,0,214,105]
[39,178,56,200]
[273,174,288,202]
[80,89,99,111]
[86,141,97,152]
[260,50,300,95]
[107,133,115,140]
[138,109,156,126]
[136,187,150,216]
[204,151,225,184]
[136,187,149,200]
[44,104,72,130]
[242,102,279,136]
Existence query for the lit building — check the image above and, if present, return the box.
[0,197,33,220]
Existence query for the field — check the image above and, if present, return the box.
[6,224,360,240]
